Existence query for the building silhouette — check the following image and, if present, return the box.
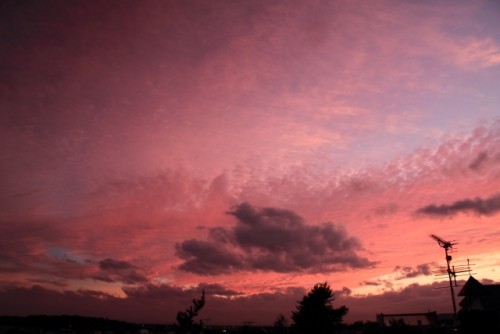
[458,276,500,333]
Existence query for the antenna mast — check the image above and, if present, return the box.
[430,234,458,321]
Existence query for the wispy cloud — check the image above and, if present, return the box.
[468,151,488,170]
[394,263,433,280]
[417,194,500,217]
[453,37,500,69]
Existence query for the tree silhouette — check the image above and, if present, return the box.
[176,290,205,334]
[273,314,289,334]
[292,282,348,334]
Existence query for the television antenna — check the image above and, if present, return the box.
[430,234,458,322]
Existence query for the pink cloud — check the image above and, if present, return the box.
[2,121,498,293]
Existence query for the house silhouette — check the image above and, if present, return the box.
[458,276,500,333]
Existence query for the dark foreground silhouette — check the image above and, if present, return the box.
[0,315,467,334]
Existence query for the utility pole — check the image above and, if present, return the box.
[430,234,458,322]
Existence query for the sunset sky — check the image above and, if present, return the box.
[1,0,500,326]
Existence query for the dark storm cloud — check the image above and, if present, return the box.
[28,278,69,288]
[416,193,500,217]
[99,258,134,270]
[94,258,148,284]
[123,282,242,301]
[197,283,243,297]
[361,280,382,286]
[360,278,393,289]
[122,283,188,300]
[394,263,432,280]
[176,202,375,275]
[209,227,233,244]
[93,270,148,285]
[339,287,352,296]
[175,239,244,275]
[468,151,488,170]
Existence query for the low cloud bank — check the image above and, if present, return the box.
[0,280,463,325]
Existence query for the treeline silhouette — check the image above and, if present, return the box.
[0,282,476,334]
[0,315,138,332]
[0,315,461,334]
